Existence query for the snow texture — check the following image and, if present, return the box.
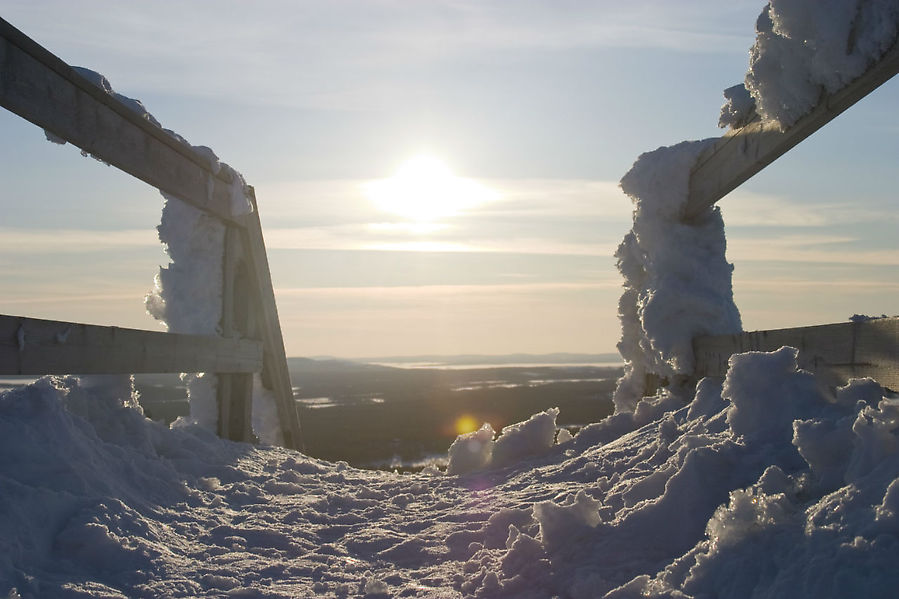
[446,408,562,475]
[744,0,899,129]
[144,195,224,432]
[3,348,899,598]
[614,139,742,412]
[718,83,756,129]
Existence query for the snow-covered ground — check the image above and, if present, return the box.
[2,351,898,598]
[3,1,899,597]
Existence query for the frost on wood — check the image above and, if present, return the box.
[45,67,254,217]
[145,194,225,432]
[718,84,755,129]
[743,0,899,129]
[146,193,226,337]
[613,139,742,412]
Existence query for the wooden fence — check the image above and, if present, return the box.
[0,17,303,449]
[674,39,899,393]
[695,317,899,391]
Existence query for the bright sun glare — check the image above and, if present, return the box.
[364,155,497,223]
[454,414,480,436]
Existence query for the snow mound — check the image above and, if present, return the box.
[447,422,495,475]
[446,408,562,475]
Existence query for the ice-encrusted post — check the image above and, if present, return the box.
[613,140,743,412]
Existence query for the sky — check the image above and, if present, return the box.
[0,0,897,358]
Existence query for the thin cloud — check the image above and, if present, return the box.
[727,235,899,265]
[735,278,899,292]
[2,0,758,110]
[0,292,142,305]
[259,177,628,256]
[275,281,620,299]
[0,228,158,253]
[722,189,898,228]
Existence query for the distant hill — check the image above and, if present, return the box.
[302,353,622,368]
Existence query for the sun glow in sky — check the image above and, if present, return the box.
[364,156,499,223]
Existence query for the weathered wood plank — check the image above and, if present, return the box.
[684,40,899,221]
[217,225,255,443]
[0,314,262,376]
[241,188,304,450]
[0,17,243,226]
[693,317,899,390]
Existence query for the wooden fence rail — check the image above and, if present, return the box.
[0,314,262,376]
[693,317,899,391]
[684,39,899,220]
[0,17,239,224]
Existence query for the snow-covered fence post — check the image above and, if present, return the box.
[240,186,304,450]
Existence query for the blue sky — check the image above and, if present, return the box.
[1,0,897,357]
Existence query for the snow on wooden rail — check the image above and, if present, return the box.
[0,18,303,450]
[0,314,263,376]
[693,317,899,391]
[0,17,240,225]
[684,39,899,221]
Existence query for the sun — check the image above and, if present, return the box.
[364,155,497,222]
[454,414,480,436]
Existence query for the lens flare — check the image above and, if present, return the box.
[454,414,479,436]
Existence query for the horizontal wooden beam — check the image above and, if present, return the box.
[693,317,899,391]
[685,40,899,221]
[0,17,244,226]
[0,314,262,376]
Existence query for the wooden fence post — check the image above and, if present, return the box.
[242,188,304,450]
[216,226,255,442]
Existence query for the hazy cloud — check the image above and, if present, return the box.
[728,235,899,265]
[1,0,759,110]
[0,228,158,253]
[722,189,899,227]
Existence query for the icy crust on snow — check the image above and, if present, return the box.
[614,139,742,412]
[4,348,899,598]
[743,0,899,129]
